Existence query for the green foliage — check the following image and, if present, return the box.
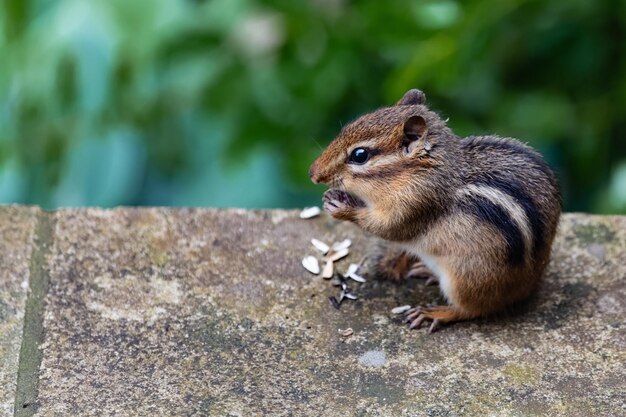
[0,0,624,211]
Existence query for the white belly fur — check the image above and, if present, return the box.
[400,243,453,303]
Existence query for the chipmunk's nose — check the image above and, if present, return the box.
[309,162,330,184]
[309,164,320,184]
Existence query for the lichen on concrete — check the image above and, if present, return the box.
[0,208,624,416]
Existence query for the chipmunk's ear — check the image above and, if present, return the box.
[396,89,426,106]
[402,115,428,155]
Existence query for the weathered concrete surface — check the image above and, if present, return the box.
[0,208,624,416]
[0,207,40,416]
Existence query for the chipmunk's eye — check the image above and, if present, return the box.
[348,148,370,164]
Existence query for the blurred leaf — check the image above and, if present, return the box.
[53,129,146,207]
[0,0,623,212]
[412,1,462,30]
[3,0,29,41]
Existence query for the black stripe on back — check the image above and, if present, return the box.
[473,176,545,260]
[459,194,525,266]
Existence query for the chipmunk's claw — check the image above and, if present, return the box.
[406,314,440,332]
[406,263,430,278]
[404,307,422,323]
[428,318,442,333]
[404,305,467,333]
[407,262,438,286]
[408,315,426,329]
[424,276,439,286]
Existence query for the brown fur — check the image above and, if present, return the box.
[373,248,416,282]
[309,89,561,331]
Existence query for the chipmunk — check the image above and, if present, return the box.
[309,89,561,332]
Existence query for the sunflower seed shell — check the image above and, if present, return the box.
[348,272,366,283]
[332,239,352,252]
[326,248,349,262]
[391,305,412,314]
[311,238,330,254]
[302,256,320,274]
[300,206,321,219]
[322,260,334,279]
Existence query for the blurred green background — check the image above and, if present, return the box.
[1,0,625,212]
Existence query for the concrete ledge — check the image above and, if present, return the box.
[1,208,624,416]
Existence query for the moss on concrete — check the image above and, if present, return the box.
[14,212,55,417]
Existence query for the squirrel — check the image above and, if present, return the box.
[309,89,561,332]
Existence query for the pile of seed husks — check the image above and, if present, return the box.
[299,207,414,317]
[299,206,366,309]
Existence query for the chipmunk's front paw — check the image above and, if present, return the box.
[373,249,436,284]
[323,189,365,221]
[374,249,414,282]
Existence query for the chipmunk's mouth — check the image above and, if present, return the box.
[323,189,366,211]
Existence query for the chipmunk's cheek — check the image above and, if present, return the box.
[349,183,374,208]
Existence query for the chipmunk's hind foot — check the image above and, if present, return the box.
[404,305,471,333]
